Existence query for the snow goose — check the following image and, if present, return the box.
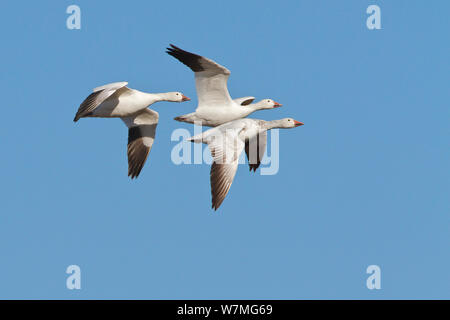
[74,82,190,179]
[174,98,282,127]
[166,45,282,127]
[188,118,304,210]
[73,82,190,122]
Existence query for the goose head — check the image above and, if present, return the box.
[277,118,304,128]
[256,99,282,110]
[166,92,191,102]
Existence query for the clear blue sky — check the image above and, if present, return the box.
[0,0,448,299]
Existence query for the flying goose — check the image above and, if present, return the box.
[73,82,190,121]
[188,118,304,210]
[74,82,190,178]
[166,45,282,127]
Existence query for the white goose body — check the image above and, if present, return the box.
[175,102,263,127]
[188,118,304,210]
[195,99,281,127]
[74,82,190,121]
[167,45,282,127]
[74,81,190,178]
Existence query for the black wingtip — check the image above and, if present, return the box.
[128,171,140,180]
[166,44,178,53]
[128,167,144,180]
[165,44,204,72]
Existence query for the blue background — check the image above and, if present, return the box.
[0,0,448,299]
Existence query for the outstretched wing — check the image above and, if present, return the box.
[74,82,128,122]
[166,44,233,108]
[207,129,245,210]
[245,131,267,172]
[233,96,255,106]
[121,108,159,179]
[187,120,248,210]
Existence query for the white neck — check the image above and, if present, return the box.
[153,92,174,101]
[240,102,265,117]
[138,92,172,105]
[261,120,286,131]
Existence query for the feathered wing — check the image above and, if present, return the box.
[74,82,129,122]
[121,108,159,179]
[245,131,267,172]
[205,128,245,210]
[166,44,233,108]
